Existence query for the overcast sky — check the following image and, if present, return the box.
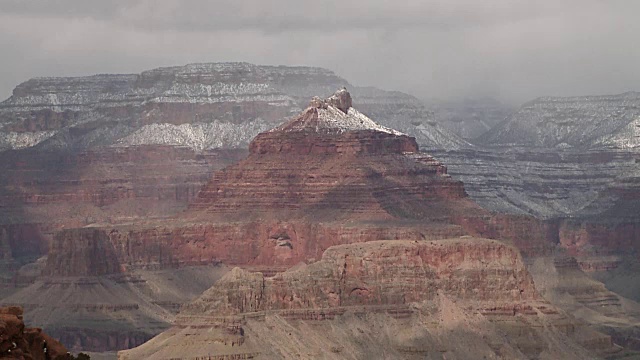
[0,0,638,104]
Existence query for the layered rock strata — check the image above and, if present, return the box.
[51,90,526,274]
[0,63,468,152]
[528,255,640,352]
[43,90,558,274]
[120,238,615,360]
[0,145,245,274]
[477,92,640,149]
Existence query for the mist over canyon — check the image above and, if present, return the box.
[0,58,638,360]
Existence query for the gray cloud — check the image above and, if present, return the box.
[0,0,639,104]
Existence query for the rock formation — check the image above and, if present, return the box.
[0,63,468,153]
[120,238,616,360]
[1,63,640,358]
[0,306,74,360]
[59,89,501,274]
[0,145,245,275]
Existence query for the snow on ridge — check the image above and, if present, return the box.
[276,104,406,136]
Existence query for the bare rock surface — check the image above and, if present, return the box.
[0,306,73,360]
[120,238,614,360]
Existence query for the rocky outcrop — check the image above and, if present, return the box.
[183,238,538,316]
[120,238,615,360]
[0,306,73,360]
[188,89,470,220]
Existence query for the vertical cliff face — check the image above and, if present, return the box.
[183,238,538,316]
[45,228,122,277]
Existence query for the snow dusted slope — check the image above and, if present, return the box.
[0,63,469,152]
[275,89,405,136]
[478,92,640,149]
[350,86,472,149]
[117,120,273,150]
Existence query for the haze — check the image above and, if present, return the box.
[1,0,638,104]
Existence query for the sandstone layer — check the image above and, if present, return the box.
[120,238,615,360]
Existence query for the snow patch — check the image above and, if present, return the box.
[116,121,273,150]
[0,131,57,150]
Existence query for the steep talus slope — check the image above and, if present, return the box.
[1,265,230,352]
[120,238,615,360]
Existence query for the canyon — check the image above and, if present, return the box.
[0,63,638,358]
[121,238,617,360]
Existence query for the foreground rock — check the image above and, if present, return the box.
[120,238,616,360]
[0,306,74,360]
